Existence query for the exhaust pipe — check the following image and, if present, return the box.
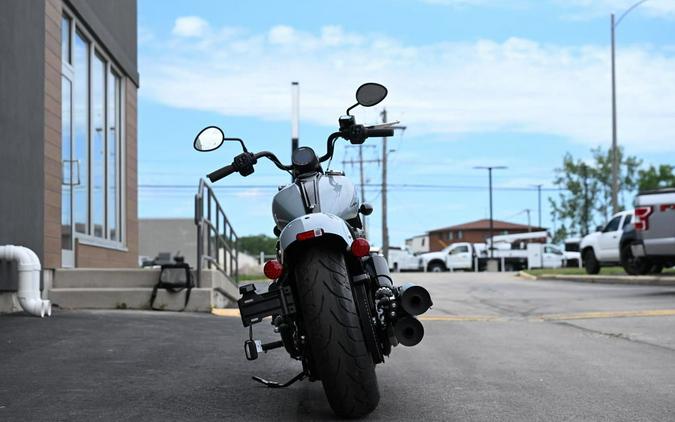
[397,283,432,316]
[393,316,424,347]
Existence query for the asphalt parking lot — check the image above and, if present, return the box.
[2,272,675,421]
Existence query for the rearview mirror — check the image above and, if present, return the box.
[194,126,225,152]
[596,225,604,232]
[355,83,388,107]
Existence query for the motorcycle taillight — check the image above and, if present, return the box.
[263,260,283,279]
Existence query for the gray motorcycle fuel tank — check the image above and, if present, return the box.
[272,173,359,230]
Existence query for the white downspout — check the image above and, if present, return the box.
[0,245,52,317]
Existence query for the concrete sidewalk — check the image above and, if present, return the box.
[518,271,675,286]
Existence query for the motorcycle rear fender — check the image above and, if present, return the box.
[279,213,354,263]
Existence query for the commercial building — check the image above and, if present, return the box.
[0,0,138,309]
[426,219,547,252]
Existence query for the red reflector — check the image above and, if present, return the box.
[634,206,653,231]
[351,238,370,257]
[296,228,323,241]
[263,260,283,279]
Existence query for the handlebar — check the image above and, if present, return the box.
[207,164,237,182]
[207,125,396,182]
[365,128,395,138]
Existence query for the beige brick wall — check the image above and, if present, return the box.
[44,0,62,269]
[42,0,139,269]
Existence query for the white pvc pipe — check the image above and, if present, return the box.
[0,245,52,317]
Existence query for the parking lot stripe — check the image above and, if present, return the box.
[418,315,502,321]
[212,308,675,322]
[538,309,675,321]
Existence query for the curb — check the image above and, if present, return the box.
[516,271,538,281]
[517,272,675,286]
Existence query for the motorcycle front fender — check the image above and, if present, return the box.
[279,213,354,263]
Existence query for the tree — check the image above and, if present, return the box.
[549,154,599,240]
[238,234,277,256]
[637,165,675,191]
[549,147,640,241]
[591,146,641,220]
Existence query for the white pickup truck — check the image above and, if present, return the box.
[580,210,633,274]
[419,241,565,272]
[387,246,423,272]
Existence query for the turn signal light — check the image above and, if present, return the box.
[263,260,283,279]
[351,238,370,257]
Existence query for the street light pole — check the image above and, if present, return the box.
[610,0,649,213]
[291,82,299,154]
[474,166,507,259]
[610,13,619,213]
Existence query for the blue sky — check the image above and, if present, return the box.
[137,0,675,246]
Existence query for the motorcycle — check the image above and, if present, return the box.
[193,83,432,418]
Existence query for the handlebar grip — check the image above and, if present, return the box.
[207,164,237,182]
[366,128,395,137]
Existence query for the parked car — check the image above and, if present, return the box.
[419,241,565,272]
[388,246,424,272]
[620,188,675,275]
[420,243,474,272]
[579,210,633,274]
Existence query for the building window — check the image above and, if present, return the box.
[61,15,71,65]
[457,230,463,239]
[62,12,124,245]
[447,231,454,240]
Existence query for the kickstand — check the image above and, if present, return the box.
[251,371,306,389]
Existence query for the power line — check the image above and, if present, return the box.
[138,183,564,192]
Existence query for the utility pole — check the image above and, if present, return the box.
[474,166,507,259]
[342,145,379,238]
[381,108,389,260]
[532,184,543,228]
[291,82,299,154]
[380,108,406,260]
[525,208,531,232]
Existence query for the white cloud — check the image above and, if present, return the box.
[141,22,675,152]
[557,0,675,20]
[172,16,210,37]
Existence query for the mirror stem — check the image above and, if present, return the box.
[345,103,359,116]
[225,138,249,153]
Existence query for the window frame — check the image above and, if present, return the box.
[603,216,622,233]
[61,8,126,249]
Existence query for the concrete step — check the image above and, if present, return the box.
[53,268,238,291]
[48,287,232,312]
[49,268,240,312]
[53,268,160,288]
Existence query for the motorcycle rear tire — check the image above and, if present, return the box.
[294,245,379,418]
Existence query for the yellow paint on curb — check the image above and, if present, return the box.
[539,309,675,321]
[212,308,240,317]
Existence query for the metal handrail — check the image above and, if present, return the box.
[195,178,239,286]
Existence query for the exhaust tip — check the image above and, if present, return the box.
[398,283,432,316]
[394,316,424,347]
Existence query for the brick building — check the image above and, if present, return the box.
[1,0,138,304]
[427,219,547,252]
